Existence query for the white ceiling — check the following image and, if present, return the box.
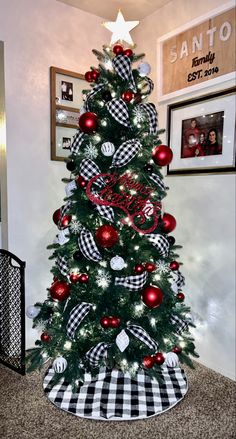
[56,0,172,20]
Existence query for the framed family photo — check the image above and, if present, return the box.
[167,88,236,175]
[50,67,85,161]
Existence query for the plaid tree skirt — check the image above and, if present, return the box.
[43,366,188,420]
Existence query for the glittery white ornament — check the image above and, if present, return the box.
[26,305,40,319]
[138,62,151,77]
[101,142,115,156]
[164,352,179,368]
[110,255,125,270]
[116,330,129,352]
[53,356,68,373]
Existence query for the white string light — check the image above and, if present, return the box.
[64,341,72,350]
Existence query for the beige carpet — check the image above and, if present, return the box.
[0,361,235,439]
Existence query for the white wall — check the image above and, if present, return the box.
[133,0,236,379]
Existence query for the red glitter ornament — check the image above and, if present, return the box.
[41,332,51,342]
[96,225,119,248]
[60,214,72,228]
[134,264,145,274]
[85,71,93,82]
[79,273,89,284]
[100,316,111,328]
[76,175,87,188]
[170,261,180,271]
[110,316,121,328]
[123,48,133,57]
[91,70,100,81]
[162,213,176,234]
[172,346,182,354]
[154,352,165,365]
[122,90,134,103]
[79,112,98,134]
[141,285,164,308]
[145,262,156,273]
[152,145,173,167]
[69,273,81,284]
[176,292,185,301]
[143,355,155,369]
[113,44,123,55]
[50,280,70,301]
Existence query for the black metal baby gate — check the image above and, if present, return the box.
[0,249,25,374]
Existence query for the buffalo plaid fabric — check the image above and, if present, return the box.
[67,302,92,339]
[111,139,142,168]
[70,130,85,155]
[91,189,115,222]
[149,172,168,192]
[176,271,185,288]
[56,255,69,277]
[142,77,154,96]
[170,314,189,335]
[114,272,148,291]
[43,366,188,420]
[86,342,111,367]
[84,83,105,111]
[145,233,170,258]
[78,228,102,262]
[106,99,130,127]
[58,202,72,230]
[127,325,159,351]
[80,158,105,188]
[139,103,158,134]
[112,54,137,92]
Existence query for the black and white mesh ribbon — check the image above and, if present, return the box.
[86,342,111,367]
[66,302,93,339]
[142,77,154,96]
[106,99,130,127]
[84,83,105,111]
[70,130,85,155]
[149,172,168,192]
[110,139,142,168]
[112,54,137,92]
[170,315,189,335]
[91,190,115,222]
[114,271,148,291]
[127,325,159,351]
[80,159,105,187]
[78,228,102,262]
[139,103,158,134]
[145,234,170,258]
[56,255,69,277]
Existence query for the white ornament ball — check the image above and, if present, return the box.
[138,62,151,77]
[26,305,40,319]
[101,142,115,156]
[53,356,68,373]
[164,352,179,368]
[110,255,125,270]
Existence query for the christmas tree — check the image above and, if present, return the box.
[27,12,198,419]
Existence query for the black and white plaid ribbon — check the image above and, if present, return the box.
[58,201,72,230]
[176,271,185,288]
[142,77,154,96]
[78,228,102,262]
[106,99,130,127]
[127,324,159,351]
[70,130,85,155]
[65,180,77,197]
[145,234,170,258]
[91,190,115,222]
[149,172,168,192]
[112,54,137,92]
[84,83,105,111]
[66,302,92,339]
[139,103,158,134]
[110,139,142,168]
[86,342,111,367]
[80,159,105,187]
[56,255,69,277]
[170,314,189,335]
[114,271,148,291]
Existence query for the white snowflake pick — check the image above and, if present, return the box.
[157,260,170,274]
[132,106,146,123]
[95,269,111,289]
[84,143,98,159]
[116,329,130,352]
[69,219,83,234]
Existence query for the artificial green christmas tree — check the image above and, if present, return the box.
[27,13,198,420]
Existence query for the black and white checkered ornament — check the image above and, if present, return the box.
[106,99,130,127]
[84,83,105,111]
[112,54,137,92]
[70,130,85,155]
[149,172,168,192]
[170,314,189,335]
[56,255,69,277]
[114,271,148,291]
[110,139,142,168]
[86,342,111,367]
[139,103,158,134]
[145,234,170,258]
[66,302,93,339]
[80,159,105,187]
[127,324,159,351]
[78,228,102,262]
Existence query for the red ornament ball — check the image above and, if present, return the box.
[50,280,70,301]
[162,213,176,234]
[176,292,185,301]
[143,355,155,369]
[113,44,123,55]
[152,145,173,167]
[154,352,165,365]
[123,48,133,57]
[41,332,51,342]
[96,225,119,248]
[110,316,121,328]
[85,71,93,82]
[76,175,87,188]
[145,262,156,273]
[134,264,145,274]
[100,316,111,328]
[53,208,61,225]
[69,273,81,284]
[122,90,134,103]
[60,214,72,228]
[170,261,179,271]
[79,273,89,283]
[172,345,182,354]
[91,70,100,81]
[141,285,164,308]
[79,112,98,134]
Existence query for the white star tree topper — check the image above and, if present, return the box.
[103,11,139,46]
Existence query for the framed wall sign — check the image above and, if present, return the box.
[167,88,236,175]
[157,2,236,101]
[50,67,85,161]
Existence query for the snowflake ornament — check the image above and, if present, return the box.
[69,219,83,234]
[156,260,170,274]
[84,143,98,159]
[132,106,146,123]
[95,269,112,289]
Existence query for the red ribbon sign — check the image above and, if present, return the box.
[86,172,161,234]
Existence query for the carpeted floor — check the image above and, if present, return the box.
[0,361,235,439]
